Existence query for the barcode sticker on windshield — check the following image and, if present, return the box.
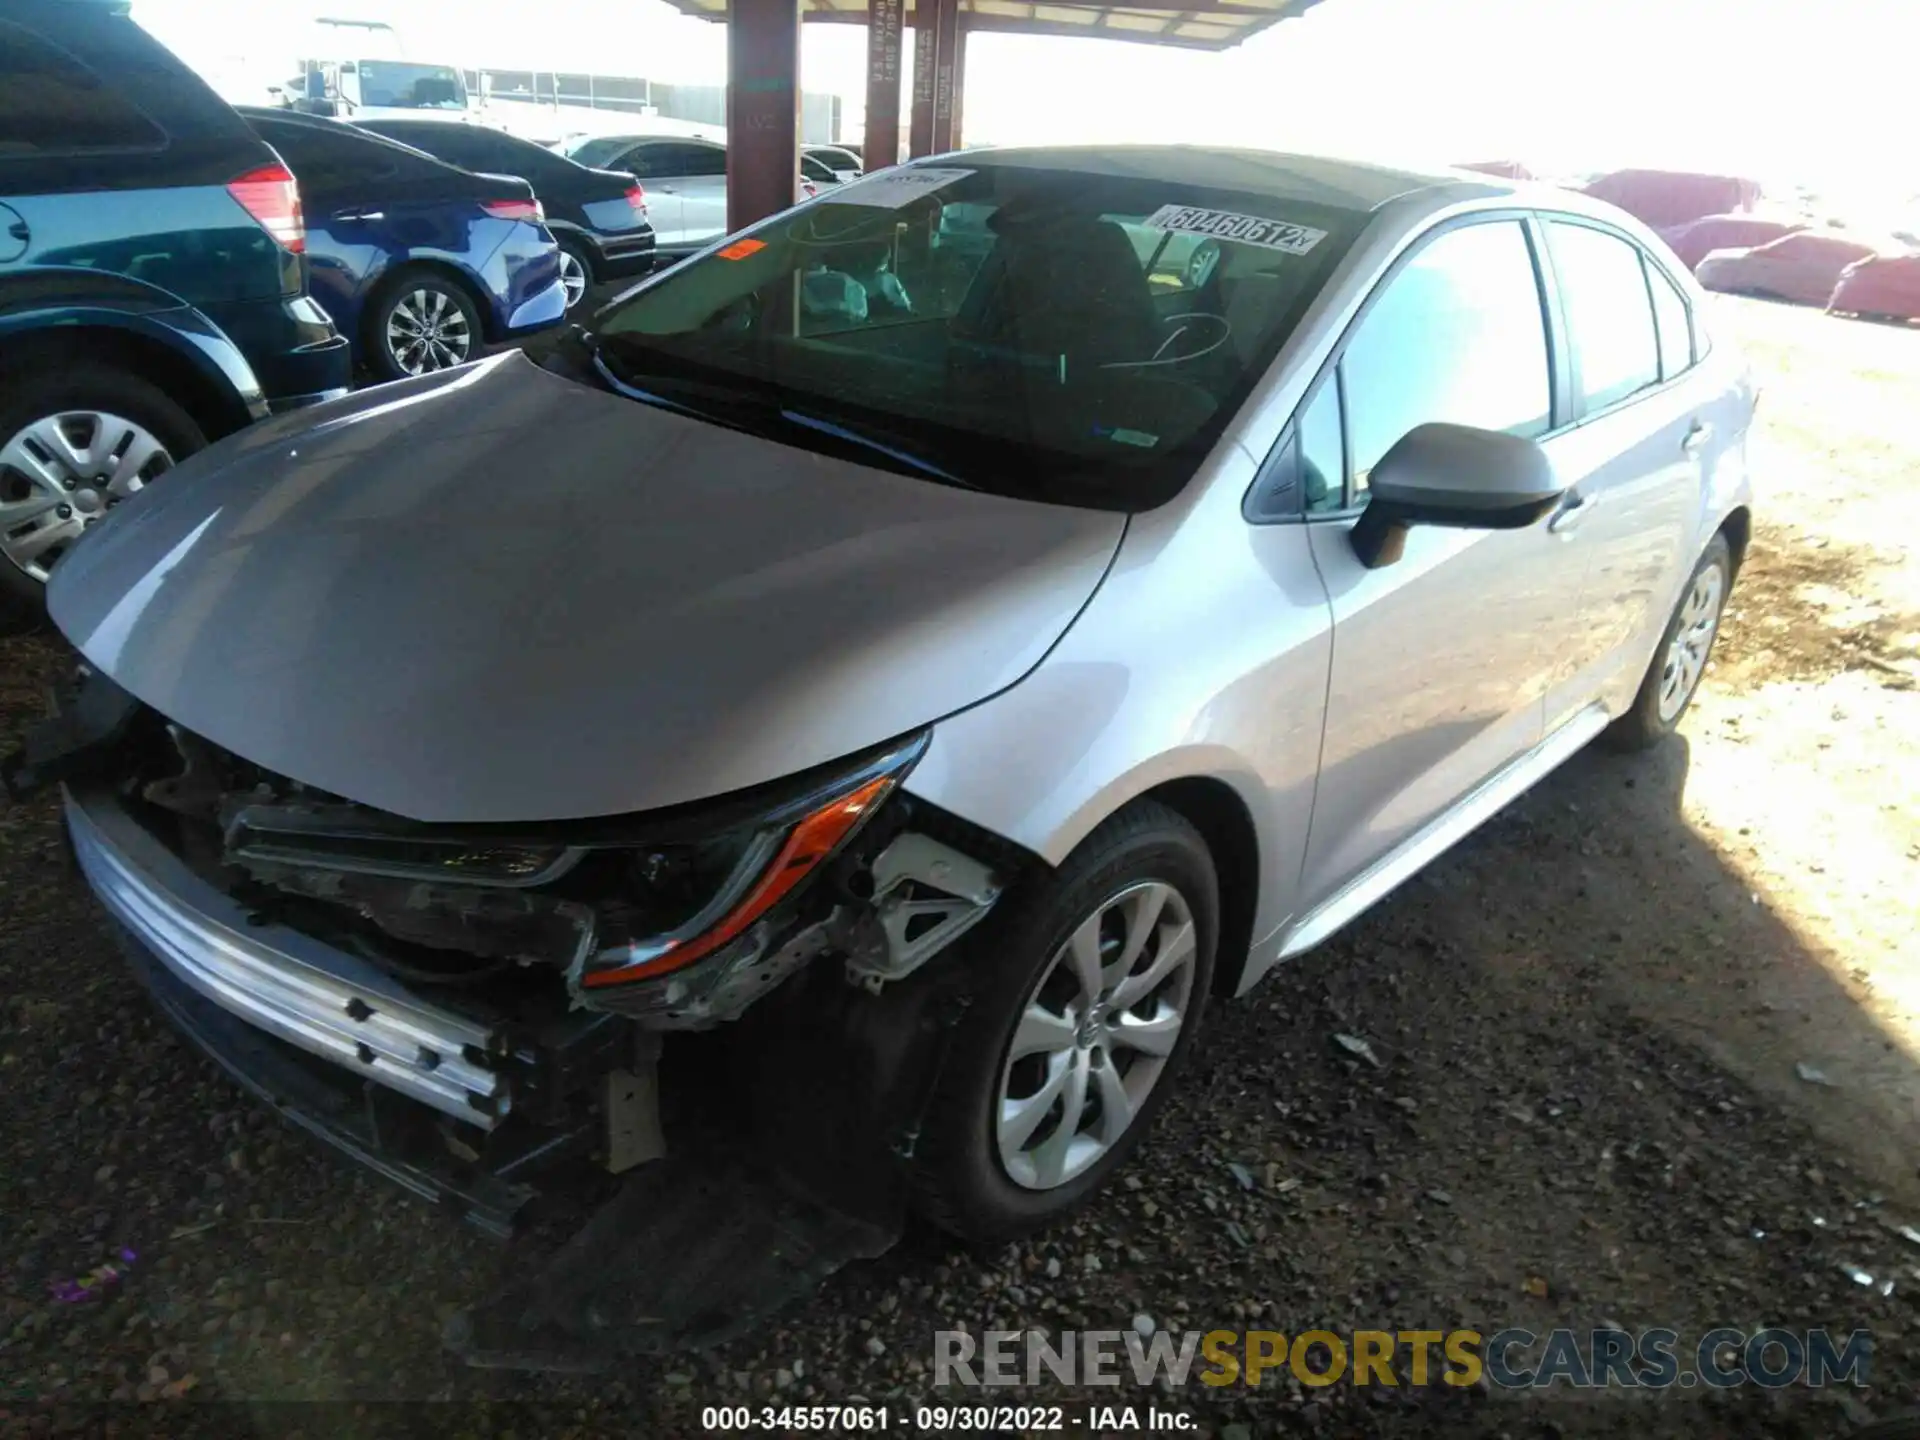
[1143,206,1328,255]
[830,167,974,209]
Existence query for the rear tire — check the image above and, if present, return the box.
[366,269,484,381]
[1603,533,1733,752]
[0,365,204,607]
[908,800,1218,1243]
[557,236,595,312]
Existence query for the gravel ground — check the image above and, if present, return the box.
[2,296,1917,1437]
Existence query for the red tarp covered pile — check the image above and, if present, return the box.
[1828,255,1920,321]
[1696,231,1885,306]
[1660,214,1806,271]
[1581,169,1762,230]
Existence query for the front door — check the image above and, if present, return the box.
[1297,217,1578,909]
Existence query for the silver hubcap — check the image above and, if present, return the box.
[559,250,588,309]
[0,411,171,583]
[386,287,473,375]
[1658,561,1726,722]
[996,880,1197,1191]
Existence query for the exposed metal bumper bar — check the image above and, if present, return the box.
[65,786,509,1128]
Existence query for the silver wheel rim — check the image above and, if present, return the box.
[995,880,1197,1191]
[1657,561,1726,722]
[559,250,588,309]
[0,410,172,583]
[385,287,473,375]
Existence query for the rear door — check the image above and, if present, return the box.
[1297,216,1574,908]
[251,118,411,329]
[1535,217,1719,724]
[610,142,687,247]
[660,142,730,247]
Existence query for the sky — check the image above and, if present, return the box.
[132,0,1920,204]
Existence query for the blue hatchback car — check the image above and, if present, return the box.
[241,109,568,379]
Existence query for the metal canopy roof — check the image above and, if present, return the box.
[658,0,1327,50]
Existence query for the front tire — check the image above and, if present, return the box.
[0,366,203,605]
[1603,532,1733,752]
[367,270,483,381]
[909,801,1218,1242]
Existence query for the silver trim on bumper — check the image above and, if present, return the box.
[65,787,509,1128]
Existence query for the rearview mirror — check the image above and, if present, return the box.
[1350,422,1565,569]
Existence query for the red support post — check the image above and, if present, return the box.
[908,5,938,159]
[929,0,960,154]
[863,0,904,172]
[945,23,967,151]
[726,0,802,234]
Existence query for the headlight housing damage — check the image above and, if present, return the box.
[199,730,931,1022]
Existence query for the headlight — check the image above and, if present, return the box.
[571,731,927,991]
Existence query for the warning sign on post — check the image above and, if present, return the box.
[1142,205,1328,255]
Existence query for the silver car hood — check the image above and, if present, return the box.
[48,353,1125,822]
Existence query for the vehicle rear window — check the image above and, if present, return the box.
[254,118,403,188]
[1547,220,1660,412]
[1648,262,1694,381]
[588,163,1364,510]
[0,21,166,156]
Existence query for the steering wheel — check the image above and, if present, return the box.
[1102,312,1232,370]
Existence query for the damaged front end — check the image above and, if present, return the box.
[8,666,1022,1361]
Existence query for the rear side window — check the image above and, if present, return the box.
[0,22,166,155]
[1548,220,1660,411]
[256,121,400,189]
[1647,263,1694,380]
[1339,219,1552,503]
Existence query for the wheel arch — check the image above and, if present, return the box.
[0,321,254,441]
[1718,504,1752,578]
[1135,775,1262,999]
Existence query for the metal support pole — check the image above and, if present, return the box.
[908,6,937,159]
[863,0,904,172]
[726,0,802,233]
[929,0,960,154]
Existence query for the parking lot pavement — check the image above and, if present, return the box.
[2,297,1917,1434]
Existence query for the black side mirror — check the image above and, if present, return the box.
[1350,422,1565,569]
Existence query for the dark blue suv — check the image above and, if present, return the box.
[0,0,351,603]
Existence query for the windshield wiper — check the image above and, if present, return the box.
[582,334,974,488]
[775,408,968,486]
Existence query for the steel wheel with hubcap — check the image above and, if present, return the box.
[1604,531,1734,751]
[0,363,203,606]
[374,277,480,380]
[908,800,1218,1242]
[997,880,1198,1190]
[1657,563,1724,723]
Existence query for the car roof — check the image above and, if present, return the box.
[947,145,1502,214]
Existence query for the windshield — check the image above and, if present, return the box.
[356,61,467,110]
[586,162,1363,509]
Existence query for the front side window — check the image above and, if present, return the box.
[1548,220,1660,411]
[1340,219,1552,503]
[0,22,166,155]
[584,165,1363,509]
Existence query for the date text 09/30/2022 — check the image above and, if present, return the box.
[701,1405,1195,1431]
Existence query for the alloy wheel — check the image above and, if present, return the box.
[385,287,474,375]
[0,411,172,583]
[996,880,1198,1190]
[559,249,589,310]
[1658,561,1726,722]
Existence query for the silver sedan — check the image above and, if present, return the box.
[33,146,1753,1246]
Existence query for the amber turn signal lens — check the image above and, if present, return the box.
[582,775,894,987]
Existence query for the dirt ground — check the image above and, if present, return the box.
[1,295,1917,1438]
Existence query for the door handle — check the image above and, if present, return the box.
[1682,419,1714,455]
[1548,490,1599,535]
[5,221,26,243]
